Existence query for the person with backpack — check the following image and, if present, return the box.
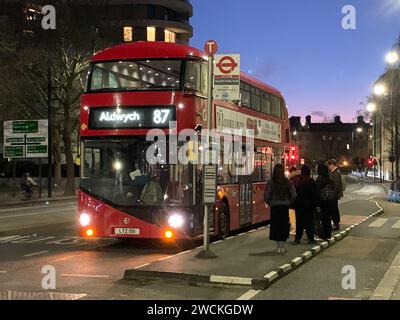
[292,165,317,244]
[264,164,297,254]
[315,163,336,240]
[326,159,344,231]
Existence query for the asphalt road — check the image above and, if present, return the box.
[0,180,399,300]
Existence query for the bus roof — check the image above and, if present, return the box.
[92,41,284,99]
[92,41,206,62]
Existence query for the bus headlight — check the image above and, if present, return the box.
[168,214,184,229]
[79,213,91,227]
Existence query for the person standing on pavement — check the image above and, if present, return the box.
[326,159,344,231]
[291,165,317,244]
[264,164,297,254]
[315,164,336,240]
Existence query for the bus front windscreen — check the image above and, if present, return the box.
[80,139,193,207]
[88,59,183,92]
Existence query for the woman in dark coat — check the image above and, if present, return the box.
[264,164,297,253]
[292,165,317,244]
[315,164,336,240]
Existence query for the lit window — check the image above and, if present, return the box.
[147,27,156,41]
[165,30,176,43]
[123,27,133,42]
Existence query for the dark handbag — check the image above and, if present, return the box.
[314,211,325,239]
[320,184,335,201]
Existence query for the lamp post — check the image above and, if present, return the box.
[367,103,377,181]
[373,84,386,182]
[386,46,399,184]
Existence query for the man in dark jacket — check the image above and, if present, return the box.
[326,159,343,231]
[292,165,317,244]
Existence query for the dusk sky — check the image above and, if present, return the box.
[190,0,400,123]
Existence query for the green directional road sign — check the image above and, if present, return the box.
[4,146,24,158]
[12,120,39,134]
[3,120,48,159]
[27,145,48,155]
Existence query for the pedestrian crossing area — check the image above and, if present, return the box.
[367,218,400,229]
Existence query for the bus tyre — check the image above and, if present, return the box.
[218,202,230,239]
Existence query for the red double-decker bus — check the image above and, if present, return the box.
[78,41,290,241]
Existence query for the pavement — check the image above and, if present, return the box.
[0,180,400,300]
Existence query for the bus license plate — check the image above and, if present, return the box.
[114,228,140,235]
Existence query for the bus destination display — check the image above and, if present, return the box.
[89,106,176,129]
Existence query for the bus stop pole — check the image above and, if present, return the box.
[196,54,217,259]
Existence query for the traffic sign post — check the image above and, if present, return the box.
[196,41,218,260]
[3,120,49,158]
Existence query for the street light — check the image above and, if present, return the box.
[374,83,386,96]
[356,127,363,133]
[367,102,377,113]
[386,51,399,65]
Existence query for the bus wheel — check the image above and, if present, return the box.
[219,202,230,239]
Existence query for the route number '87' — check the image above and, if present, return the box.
[153,109,170,124]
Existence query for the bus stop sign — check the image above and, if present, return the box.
[204,40,218,56]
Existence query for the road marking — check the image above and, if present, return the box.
[0,207,74,219]
[237,289,262,301]
[177,250,192,255]
[0,271,8,274]
[248,229,257,233]
[210,275,252,286]
[24,250,48,257]
[60,274,110,278]
[0,235,22,243]
[158,256,173,261]
[370,250,400,300]
[391,220,400,229]
[134,263,150,269]
[368,218,388,228]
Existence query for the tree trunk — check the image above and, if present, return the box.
[62,110,75,196]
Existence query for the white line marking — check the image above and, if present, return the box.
[248,229,256,233]
[238,233,246,237]
[264,271,279,281]
[213,240,222,244]
[0,271,8,274]
[368,218,388,228]
[237,289,261,301]
[177,250,192,255]
[134,263,150,269]
[392,220,400,229]
[226,236,234,240]
[370,250,400,300]
[0,207,75,219]
[158,256,173,261]
[210,275,252,285]
[24,250,48,257]
[61,274,109,278]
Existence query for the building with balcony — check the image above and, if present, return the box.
[0,0,193,45]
